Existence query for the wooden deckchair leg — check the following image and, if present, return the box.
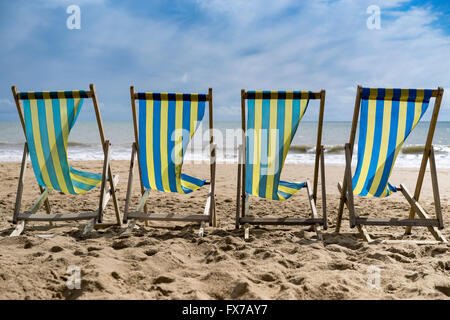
[107,166,121,226]
[124,219,136,233]
[123,188,150,234]
[130,87,148,225]
[320,145,327,230]
[337,86,362,233]
[306,180,322,241]
[198,223,205,238]
[429,147,444,229]
[336,164,350,232]
[236,145,243,229]
[123,143,138,232]
[339,145,373,242]
[39,185,52,226]
[399,184,447,242]
[97,140,110,223]
[405,87,443,235]
[124,143,137,224]
[90,83,121,226]
[13,143,29,224]
[10,221,25,237]
[244,224,250,240]
[336,196,345,233]
[10,187,50,237]
[344,144,357,228]
[313,89,326,202]
[11,143,29,236]
[357,225,373,242]
[209,143,217,227]
[244,194,249,240]
[81,174,119,236]
[199,186,212,237]
[81,218,96,237]
[337,182,373,242]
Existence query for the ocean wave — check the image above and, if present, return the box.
[1,142,450,168]
[289,145,346,154]
[287,144,450,155]
[326,145,346,154]
[67,141,95,147]
[401,145,450,155]
[401,145,425,154]
[290,145,314,153]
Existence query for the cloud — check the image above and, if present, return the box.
[180,73,189,83]
[0,0,449,121]
[215,105,241,117]
[39,0,107,7]
[0,98,16,116]
[0,99,13,106]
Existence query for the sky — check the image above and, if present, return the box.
[0,0,449,122]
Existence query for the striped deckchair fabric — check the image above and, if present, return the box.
[137,93,207,194]
[352,88,433,198]
[20,91,102,195]
[245,91,312,201]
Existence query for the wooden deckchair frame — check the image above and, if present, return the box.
[123,87,216,237]
[10,84,122,237]
[236,89,327,240]
[335,85,447,244]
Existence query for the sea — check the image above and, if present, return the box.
[1,121,449,168]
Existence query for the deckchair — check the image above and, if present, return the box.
[10,84,121,237]
[236,90,327,240]
[123,87,216,237]
[336,86,447,244]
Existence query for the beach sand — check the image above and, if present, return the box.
[0,161,449,300]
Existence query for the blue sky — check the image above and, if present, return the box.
[0,0,449,121]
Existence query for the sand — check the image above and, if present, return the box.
[0,160,449,300]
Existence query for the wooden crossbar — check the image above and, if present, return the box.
[241,90,441,100]
[242,91,323,100]
[355,217,440,227]
[101,175,119,212]
[127,213,210,222]
[17,212,99,222]
[240,217,324,225]
[17,91,94,99]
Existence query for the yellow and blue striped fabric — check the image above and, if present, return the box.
[137,92,206,194]
[245,91,312,201]
[20,91,103,195]
[352,88,433,198]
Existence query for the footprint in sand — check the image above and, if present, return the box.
[230,281,250,299]
[259,273,277,282]
[153,275,175,284]
[87,246,102,252]
[431,247,448,257]
[435,285,450,297]
[49,246,64,253]
[111,271,121,280]
[219,244,234,251]
[112,239,134,250]
[72,249,85,256]
[437,260,450,271]
[144,249,157,256]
